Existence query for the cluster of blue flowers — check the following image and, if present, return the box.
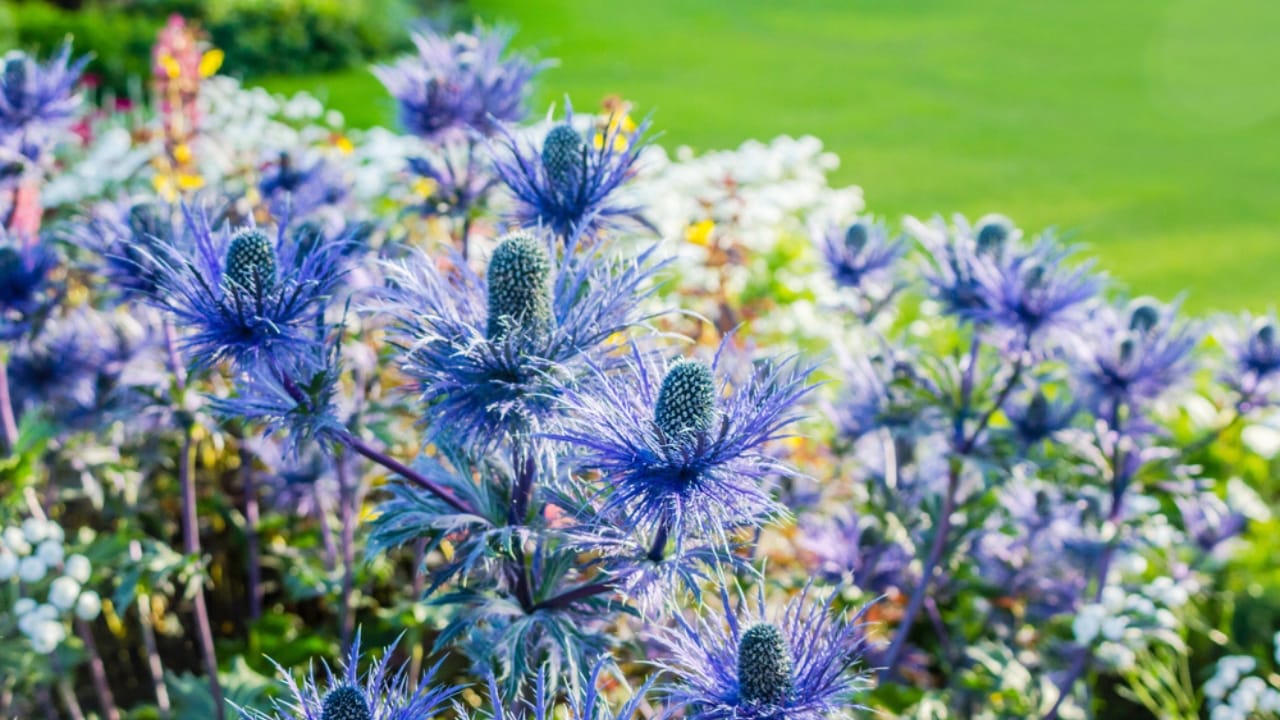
[3,22,1276,720]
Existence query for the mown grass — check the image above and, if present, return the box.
[260,0,1280,311]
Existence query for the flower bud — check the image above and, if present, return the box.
[486,232,552,341]
[737,623,794,706]
[654,359,716,437]
[224,228,277,293]
[322,685,373,720]
[541,123,585,190]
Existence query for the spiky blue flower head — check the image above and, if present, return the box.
[259,152,349,220]
[1219,312,1280,405]
[380,231,662,449]
[966,230,1103,348]
[796,512,913,595]
[68,199,192,301]
[375,24,543,142]
[972,476,1092,620]
[7,307,163,431]
[1006,387,1077,446]
[406,147,496,218]
[234,630,459,720]
[210,337,345,458]
[825,352,934,444]
[139,204,347,370]
[816,217,906,293]
[494,102,654,239]
[657,584,873,719]
[0,44,88,147]
[0,228,58,340]
[914,213,1020,319]
[549,345,814,548]
[1070,297,1199,419]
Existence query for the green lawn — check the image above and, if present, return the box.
[264,0,1280,311]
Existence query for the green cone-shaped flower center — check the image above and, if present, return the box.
[1024,391,1050,435]
[2,56,27,107]
[975,217,1011,255]
[1256,321,1276,351]
[1128,302,1160,334]
[844,222,869,255]
[321,685,372,720]
[542,123,585,190]
[737,623,794,706]
[224,229,277,293]
[654,359,716,437]
[486,232,552,340]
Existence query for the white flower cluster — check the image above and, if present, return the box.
[1204,650,1280,720]
[0,518,102,654]
[1071,582,1185,670]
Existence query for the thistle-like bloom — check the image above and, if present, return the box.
[0,45,88,145]
[816,218,906,293]
[796,512,913,595]
[406,149,496,218]
[236,631,459,720]
[550,346,813,547]
[914,213,1017,319]
[967,231,1102,347]
[1219,313,1280,406]
[375,25,542,142]
[7,308,163,431]
[657,584,873,719]
[381,230,660,448]
[494,104,653,238]
[140,205,346,369]
[1068,298,1198,418]
[825,353,930,443]
[211,337,345,456]
[1005,387,1077,445]
[259,152,349,219]
[0,229,58,340]
[73,199,188,299]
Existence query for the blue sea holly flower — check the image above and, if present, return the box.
[259,152,349,219]
[550,346,814,549]
[1006,387,1078,446]
[0,229,58,340]
[816,217,906,294]
[1219,312,1280,406]
[494,103,654,239]
[375,24,542,142]
[967,231,1102,348]
[658,584,874,720]
[380,230,661,448]
[1069,298,1198,419]
[0,44,88,146]
[140,205,347,370]
[913,214,1014,319]
[235,630,459,720]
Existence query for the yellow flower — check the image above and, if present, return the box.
[412,177,439,198]
[177,173,205,191]
[152,174,177,202]
[172,143,193,165]
[158,53,181,80]
[333,134,355,155]
[198,49,224,78]
[685,219,715,246]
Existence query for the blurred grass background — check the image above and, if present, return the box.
[7,0,1278,311]
[268,0,1280,312]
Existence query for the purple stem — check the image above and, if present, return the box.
[337,454,357,655]
[241,447,262,621]
[0,355,17,453]
[77,620,120,720]
[339,432,472,515]
[163,319,225,720]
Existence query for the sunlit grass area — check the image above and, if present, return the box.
[261,0,1280,310]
